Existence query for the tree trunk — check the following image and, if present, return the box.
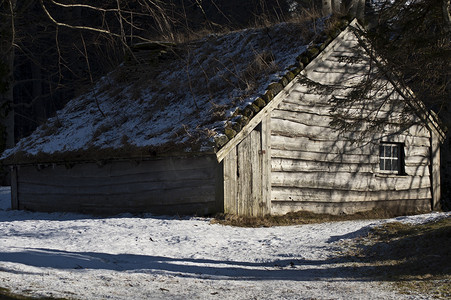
[32,58,46,124]
[333,0,341,12]
[343,0,365,19]
[443,0,451,33]
[0,0,16,151]
[1,52,14,149]
[322,0,332,15]
[323,0,366,18]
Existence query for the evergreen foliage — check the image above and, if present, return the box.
[367,0,450,118]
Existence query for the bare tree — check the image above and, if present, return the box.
[1,0,182,151]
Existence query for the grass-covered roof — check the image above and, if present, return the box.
[3,16,353,164]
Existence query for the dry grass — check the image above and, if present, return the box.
[91,124,112,141]
[344,217,451,299]
[286,7,324,40]
[153,5,328,49]
[240,50,279,92]
[39,120,61,138]
[211,208,418,227]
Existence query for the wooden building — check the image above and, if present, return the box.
[3,19,445,216]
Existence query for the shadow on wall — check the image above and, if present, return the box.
[0,167,10,186]
[270,42,437,216]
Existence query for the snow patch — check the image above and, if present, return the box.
[3,21,322,160]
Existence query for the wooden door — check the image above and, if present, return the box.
[223,117,271,216]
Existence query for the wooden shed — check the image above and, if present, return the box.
[2,19,445,216]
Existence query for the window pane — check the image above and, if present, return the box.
[393,146,398,158]
[379,146,384,157]
[379,143,404,173]
[392,159,398,171]
[385,159,392,170]
[385,146,391,157]
[380,159,385,170]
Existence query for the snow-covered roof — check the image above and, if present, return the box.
[3,17,354,164]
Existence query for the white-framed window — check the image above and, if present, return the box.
[379,142,405,174]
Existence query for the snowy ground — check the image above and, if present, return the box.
[0,187,449,300]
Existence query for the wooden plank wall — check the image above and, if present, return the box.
[15,155,221,216]
[270,29,433,215]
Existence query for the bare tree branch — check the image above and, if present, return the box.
[47,0,151,16]
[40,0,118,36]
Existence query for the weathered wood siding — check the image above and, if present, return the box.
[270,28,434,215]
[223,117,271,216]
[14,156,221,215]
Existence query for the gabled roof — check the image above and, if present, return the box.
[4,16,442,165]
[3,16,355,164]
